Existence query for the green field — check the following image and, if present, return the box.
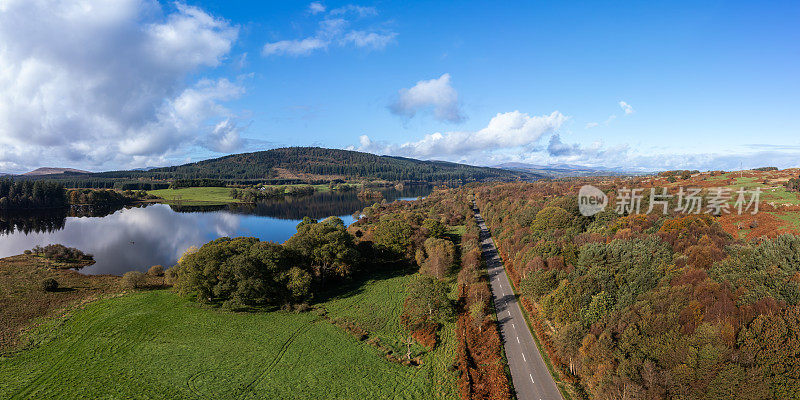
[148,187,240,205]
[0,271,459,399]
[147,184,359,205]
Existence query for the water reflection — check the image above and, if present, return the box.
[0,186,430,275]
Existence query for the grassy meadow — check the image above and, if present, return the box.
[146,184,358,206]
[0,269,459,399]
[147,187,240,205]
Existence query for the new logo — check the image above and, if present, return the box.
[578,185,608,216]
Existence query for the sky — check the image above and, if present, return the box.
[0,0,798,173]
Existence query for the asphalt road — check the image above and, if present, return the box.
[474,208,563,400]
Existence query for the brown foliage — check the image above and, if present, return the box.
[0,255,121,351]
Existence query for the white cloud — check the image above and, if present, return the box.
[262,37,328,56]
[619,100,635,115]
[308,2,326,14]
[204,119,244,153]
[342,30,397,50]
[547,134,580,156]
[389,74,464,123]
[0,0,245,172]
[329,5,378,17]
[262,5,394,57]
[359,110,566,159]
[585,122,600,129]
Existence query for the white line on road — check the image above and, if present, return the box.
[530,374,534,383]
[517,337,520,343]
[522,353,526,362]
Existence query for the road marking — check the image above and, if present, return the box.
[530,374,534,383]
[522,353,526,362]
[517,337,520,343]
[512,323,515,329]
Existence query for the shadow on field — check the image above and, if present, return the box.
[313,261,415,305]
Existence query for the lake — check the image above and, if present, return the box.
[0,186,430,275]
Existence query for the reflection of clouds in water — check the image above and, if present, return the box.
[0,189,432,276]
[211,213,240,238]
[0,204,243,276]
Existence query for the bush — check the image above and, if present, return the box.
[41,278,59,292]
[147,265,164,276]
[122,271,147,289]
[164,266,179,285]
[30,244,93,262]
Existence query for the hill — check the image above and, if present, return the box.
[97,147,540,183]
[22,167,91,176]
[495,162,640,178]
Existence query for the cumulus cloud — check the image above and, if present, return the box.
[204,119,244,153]
[308,2,326,14]
[262,5,395,56]
[359,110,566,159]
[0,0,245,172]
[619,100,635,115]
[547,134,581,156]
[389,74,464,123]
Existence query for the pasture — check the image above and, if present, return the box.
[0,272,459,399]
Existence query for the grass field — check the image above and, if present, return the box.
[147,187,240,205]
[0,255,123,351]
[0,270,459,399]
[147,184,359,205]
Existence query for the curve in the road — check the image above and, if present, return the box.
[474,207,563,400]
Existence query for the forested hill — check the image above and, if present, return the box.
[97,147,539,182]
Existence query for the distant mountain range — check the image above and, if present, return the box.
[495,162,643,178]
[22,167,91,176]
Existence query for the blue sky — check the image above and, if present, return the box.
[0,0,798,172]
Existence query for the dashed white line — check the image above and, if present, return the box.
[522,353,526,362]
[517,337,520,343]
[530,374,534,383]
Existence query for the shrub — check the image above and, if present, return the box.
[164,266,179,285]
[122,271,147,289]
[23,249,32,255]
[41,278,59,292]
[30,244,93,262]
[147,265,164,276]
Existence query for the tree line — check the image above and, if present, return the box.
[0,179,67,210]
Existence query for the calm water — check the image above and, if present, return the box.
[0,186,430,275]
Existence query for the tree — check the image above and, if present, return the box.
[122,271,147,289]
[371,217,413,257]
[285,267,312,302]
[531,206,574,232]
[418,237,456,279]
[402,275,453,330]
[422,218,447,238]
[148,265,164,276]
[285,216,360,281]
